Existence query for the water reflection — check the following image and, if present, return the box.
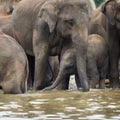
[0,89,120,120]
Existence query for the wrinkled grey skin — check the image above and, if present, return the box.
[102,0,120,88]
[87,34,108,88]
[11,0,89,91]
[0,0,21,16]
[43,39,78,91]
[0,15,53,90]
[88,5,108,41]
[0,32,28,94]
[0,16,11,27]
[43,34,109,91]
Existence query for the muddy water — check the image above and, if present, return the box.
[0,89,120,120]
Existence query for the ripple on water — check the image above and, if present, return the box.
[33,114,67,120]
[29,101,45,105]
[28,111,44,115]
[111,115,120,119]
[108,105,117,108]
[0,90,120,119]
[86,114,106,119]
[0,118,30,120]
[65,107,77,112]
[0,111,28,118]
[0,102,22,110]
[54,98,65,101]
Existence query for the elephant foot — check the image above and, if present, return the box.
[110,80,120,89]
[112,84,120,89]
[99,79,105,89]
[82,88,89,92]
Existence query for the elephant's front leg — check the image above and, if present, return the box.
[99,59,108,89]
[109,37,119,89]
[33,43,49,90]
[87,59,99,88]
[109,51,119,89]
[33,20,50,90]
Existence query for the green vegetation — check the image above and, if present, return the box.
[94,0,105,7]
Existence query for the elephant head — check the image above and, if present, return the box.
[102,0,120,29]
[39,0,89,91]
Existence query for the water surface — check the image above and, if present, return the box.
[0,89,120,120]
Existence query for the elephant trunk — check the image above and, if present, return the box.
[72,25,89,92]
[76,55,89,91]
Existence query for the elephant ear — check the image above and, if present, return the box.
[39,2,59,33]
[101,0,116,26]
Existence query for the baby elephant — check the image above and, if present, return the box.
[87,34,108,88]
[43,34,108,91]
[0,32,28,94]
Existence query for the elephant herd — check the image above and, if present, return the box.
[0,0,119,94]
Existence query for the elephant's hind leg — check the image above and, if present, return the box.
[2,59,28,94]
[2,81,22,94]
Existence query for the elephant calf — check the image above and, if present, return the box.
[43,34,109,91]
[0,32,28,94]
[87,34,108,88]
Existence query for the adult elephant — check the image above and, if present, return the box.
[0,16,54,90]
[0,0,21,16]
[11,0,89,91]
[0,32,28,94]
[101,0,120,88]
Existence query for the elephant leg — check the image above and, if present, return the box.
[34,52,49,90]
[33,41,49,90]
[109,57,119,89]
[87,60,99,88]
[49,56,59,82]
[2,80,22,94]
[99,59,108,89]
[45,60,54,87]
[99,71,106,89]
[33,20,51,90]
[109,38,119,89]
[75,72,81,90]
[2,59,28,94]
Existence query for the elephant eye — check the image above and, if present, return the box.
[64,19,74,26]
